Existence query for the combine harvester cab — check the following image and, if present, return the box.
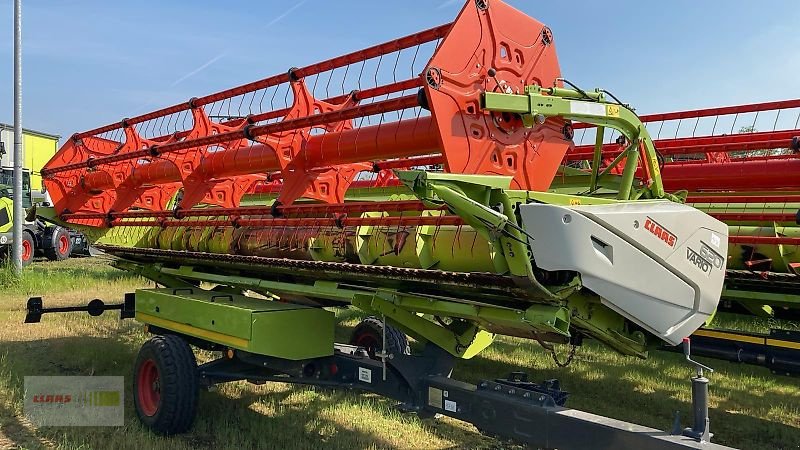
[29,1,735,447]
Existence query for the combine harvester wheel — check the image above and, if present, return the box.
[350,316,411,357]
[133,334,199,435]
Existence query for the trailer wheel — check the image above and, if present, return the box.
[133,335,199,435]
[350,316,410,357]
[43,227,72,261]
[20,232,34,266]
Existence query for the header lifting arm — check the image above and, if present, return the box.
[483,85,667,200]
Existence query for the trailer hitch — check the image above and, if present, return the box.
[24,293,135,323]
[486,371,570,407]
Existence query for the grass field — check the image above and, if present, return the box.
[0,257,798,450]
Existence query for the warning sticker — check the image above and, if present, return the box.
[569,101,606,117]
[428,387,443,409]
[444,400,457,412]
[606,104,620,117]
[358,367,372,384]
[650,155,661,176]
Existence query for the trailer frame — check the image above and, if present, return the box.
[26,290,735,450]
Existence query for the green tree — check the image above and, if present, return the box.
[733,125,792,158]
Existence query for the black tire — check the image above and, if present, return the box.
[349,316,410,357]
[20,232,34,266]
[133,335,199,435]
[43,226,72,261]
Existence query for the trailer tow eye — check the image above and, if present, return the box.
[671,337,714,443]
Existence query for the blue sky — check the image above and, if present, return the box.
[1,0,799,141]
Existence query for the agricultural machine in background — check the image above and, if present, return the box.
[25,1,754,448]
[0,169,86,265]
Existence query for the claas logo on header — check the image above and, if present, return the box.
[644,217,676,248]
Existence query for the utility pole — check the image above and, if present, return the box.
[12,0,23,272]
